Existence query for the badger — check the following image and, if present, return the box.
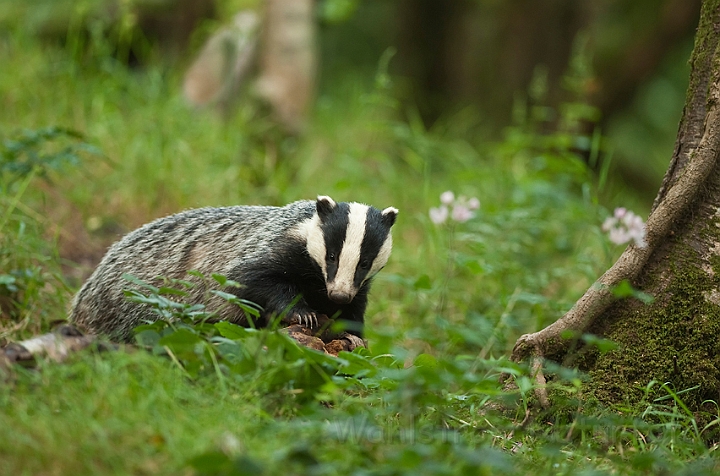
[70,196,398,342]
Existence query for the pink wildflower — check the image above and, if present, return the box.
[430,191,480,225]
[602,207,646,248]
[440,191,455,205]
[451,205,473,223]
[429,206,449,224]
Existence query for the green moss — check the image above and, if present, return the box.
[584,240,720,417]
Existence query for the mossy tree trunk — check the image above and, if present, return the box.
[511,0,720,411]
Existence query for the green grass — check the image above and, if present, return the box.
[2,17,719,476]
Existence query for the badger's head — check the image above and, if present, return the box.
[299,195,398,304]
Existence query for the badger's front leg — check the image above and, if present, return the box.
[250,282,319,329]
[336,291,368,338]
[228,262,321,329]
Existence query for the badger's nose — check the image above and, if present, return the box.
[328,290,353,304]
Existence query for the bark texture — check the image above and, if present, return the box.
[511,0,720,411]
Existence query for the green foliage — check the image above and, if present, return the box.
[390,60,613,356]
[611,279,654,304]
[0,126,98,192]
[122,273,348,402]
[0,127,96,337]
[318,0,360,24]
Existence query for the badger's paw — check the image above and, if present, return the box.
[283,309,318,329]
[298,311,318,329]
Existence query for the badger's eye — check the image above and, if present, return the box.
[328,253,337,263]
[359,260,370,269]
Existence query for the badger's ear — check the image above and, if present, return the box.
[381,207,398,227]
[316,196,337,220]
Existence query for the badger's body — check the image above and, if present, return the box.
[70,196,398,342]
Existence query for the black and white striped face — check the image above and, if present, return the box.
[298,196,398,304]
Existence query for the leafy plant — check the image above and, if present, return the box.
[0,126,98,192]
[121,273,375,403]
[0,127,97,337]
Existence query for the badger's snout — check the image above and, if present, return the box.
[328,289,354,304]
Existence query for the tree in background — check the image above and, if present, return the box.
[6,1,699,148]
[393,0,701,125]
[183,0,317,132]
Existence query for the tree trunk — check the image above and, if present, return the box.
[256,0,317,133]
[511,0,720,413]
[394,0,587,124]
[392,0,699,129]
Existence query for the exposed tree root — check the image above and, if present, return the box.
[531,356,549,408]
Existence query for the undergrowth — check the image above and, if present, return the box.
[0,127,98,339]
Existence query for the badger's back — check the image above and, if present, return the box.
[70,201,316,340]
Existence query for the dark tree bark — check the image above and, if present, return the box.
[135,0,216,55]
[593,0,702,117]
[511,0,720,411]
[394,0,587,123]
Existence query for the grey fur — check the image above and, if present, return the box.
[70,199,396,342]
